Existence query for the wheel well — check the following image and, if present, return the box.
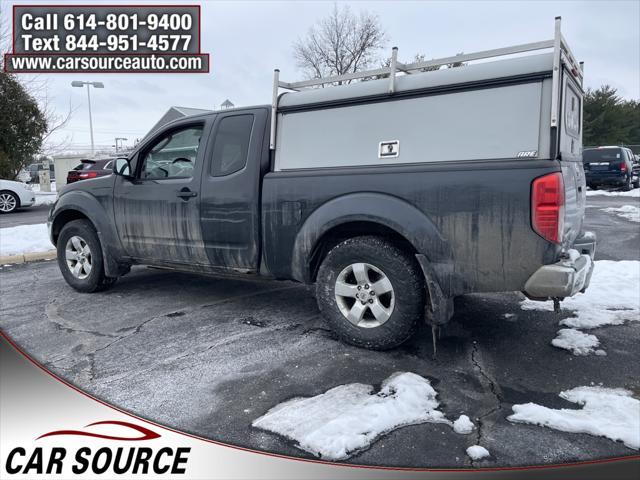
[308,221,418,282]
[51,210,90,245]
[0,190,20,208]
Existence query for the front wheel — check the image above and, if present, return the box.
[0,191,19,214]
[315,236,425,350]
[57,220,117,293]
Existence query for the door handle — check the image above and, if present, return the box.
[177,188,198,199]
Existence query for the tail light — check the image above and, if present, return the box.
[78,172,98,179]
[619,162,627,172]
[532,172,565,244]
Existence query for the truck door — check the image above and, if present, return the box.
[113,119,211,265]
[199,108,268,271]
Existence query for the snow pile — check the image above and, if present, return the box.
[31,182,57,193]
[453,415,475,434]
[551,329,601,356]
[32,181,58,206]
[0,223,53,257]
[508,387,640,450]
[522,261,640,329]
[34,192,57,206]
[252,372,452,460]
[602,205,640,223]
[466,445,490,460]
[586,188,640,198]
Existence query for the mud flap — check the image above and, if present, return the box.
[415,254,455,326]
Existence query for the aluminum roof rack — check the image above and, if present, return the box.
[270,17,582,150]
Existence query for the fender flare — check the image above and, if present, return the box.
[51,191,125,277]
[290,192,460,295]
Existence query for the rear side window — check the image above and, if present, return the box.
[211,115,254,176]
[564,84,581,137]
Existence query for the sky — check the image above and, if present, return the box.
[3,0,639,153]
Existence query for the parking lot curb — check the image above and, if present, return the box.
[0,250,57,265]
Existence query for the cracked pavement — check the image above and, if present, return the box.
[0,194,638,468]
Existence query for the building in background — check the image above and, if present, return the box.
[146,106,212,137]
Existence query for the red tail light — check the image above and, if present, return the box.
[620,162,627,172]
[78,172,98,179]
[532,172,565,244]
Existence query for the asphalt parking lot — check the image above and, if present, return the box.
[0,193,638,468]
[0,204,50,228]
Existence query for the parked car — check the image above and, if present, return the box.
[0,179,35,214]
[48,19,595,350]
[27,163,55,184]
[67,158,115,184]
[583,146,639,190]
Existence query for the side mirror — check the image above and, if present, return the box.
[114,158,132,177]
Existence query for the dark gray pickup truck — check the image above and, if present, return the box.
[49,19,595,349]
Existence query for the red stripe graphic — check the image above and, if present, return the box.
[37,420,160,441]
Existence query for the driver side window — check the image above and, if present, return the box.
[141,125,204,180]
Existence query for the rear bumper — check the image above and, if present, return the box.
[586,173,627,186]
[523,231,596,299]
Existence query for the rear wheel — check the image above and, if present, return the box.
[315,236,424,350]
[57,220,117,293]
[0,191,19,214]
[623,176,632,191]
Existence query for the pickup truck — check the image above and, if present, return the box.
[48,18,596,350]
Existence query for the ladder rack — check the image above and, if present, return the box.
[270,17,583,150]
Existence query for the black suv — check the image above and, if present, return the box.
[583,146,639,191]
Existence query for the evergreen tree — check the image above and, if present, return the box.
[583,85,639,148]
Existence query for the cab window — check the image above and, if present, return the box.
[140,125,203,179]
[211,115,254,176]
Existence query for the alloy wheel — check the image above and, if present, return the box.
[334,262,395,328]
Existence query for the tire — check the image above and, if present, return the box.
[633,179,640,189]
[57,219,117,293]
[315,236,425,350]
[0,191,19,214]
[623,176,632,191]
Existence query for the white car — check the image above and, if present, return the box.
[0,179,36,214]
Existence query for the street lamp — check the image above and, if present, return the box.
[71,81,104,156]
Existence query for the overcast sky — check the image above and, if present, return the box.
[4,0,639,152]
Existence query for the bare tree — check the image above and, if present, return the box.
[0,3,10,69]
[1,4,75,156]
[293,4,386,82]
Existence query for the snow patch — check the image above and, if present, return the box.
[508,387,640,450]
[521,260,640,329]
[602,205,640,223]
[0,223,52,257]
[252,372,452,460]
[551,328,600,356]
[466,445,490,460]
[30,182,57,193]
[586,188,640,198]
[34,193,57,206]
[453,415,474,434]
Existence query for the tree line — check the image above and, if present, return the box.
[584,86,640,149]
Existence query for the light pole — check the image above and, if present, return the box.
[71,81,104,156]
